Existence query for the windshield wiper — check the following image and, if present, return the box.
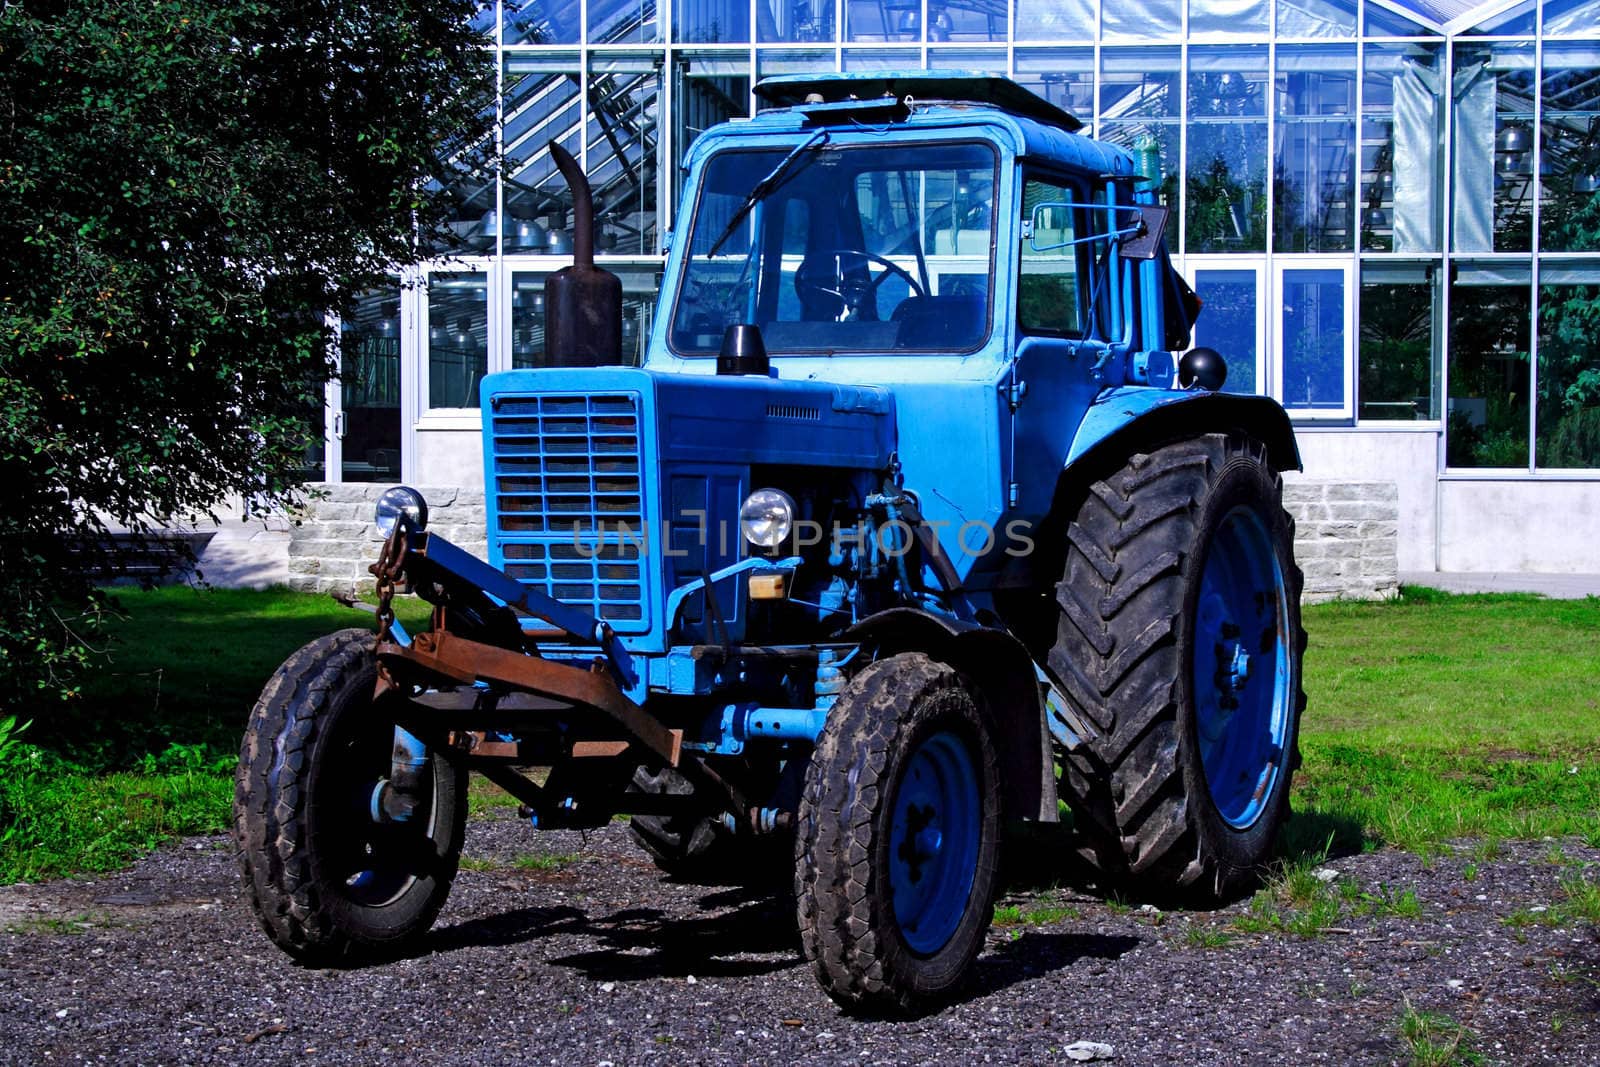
[707,130,829,257]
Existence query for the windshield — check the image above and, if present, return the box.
[670,141,998,356]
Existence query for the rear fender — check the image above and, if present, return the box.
[1066,387,1301,474]
[844,608,1055,823]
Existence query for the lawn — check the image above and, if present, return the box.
[0,584,1596,882]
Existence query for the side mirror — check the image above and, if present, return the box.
[1119,205,1170,260]
[1026,201,1170,259]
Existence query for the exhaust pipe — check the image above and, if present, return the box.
[544,142,624,367]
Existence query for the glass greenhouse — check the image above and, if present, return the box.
[321,0,1600,572]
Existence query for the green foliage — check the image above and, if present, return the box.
[0,740,231,883]
[0,2,494,716]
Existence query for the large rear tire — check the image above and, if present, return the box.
[1050,435,1305,901]
[234,629,466,964]
[795,653,1001,1014]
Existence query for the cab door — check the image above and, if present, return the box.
[1007,171,1108,532]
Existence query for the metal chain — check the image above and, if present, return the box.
[369,527,406,646]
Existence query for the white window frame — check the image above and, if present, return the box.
[1178,255,1268,398]
[1272,257,1356,421]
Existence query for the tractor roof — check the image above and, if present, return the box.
[753,71,1084,135]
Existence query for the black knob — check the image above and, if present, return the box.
[1179,347,1228,391]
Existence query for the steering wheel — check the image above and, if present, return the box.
[795,249,927,321]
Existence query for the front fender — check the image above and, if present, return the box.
[1066,386,1301,474]
[844,609,1056,823]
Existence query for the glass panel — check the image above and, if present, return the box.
[927,48,1007,72]
[845,0,903,40]
[510,273,548,369]
[1189,0,1268,38]
[1101,48,1181,206]
[757,48,835,77]
[1537,280,1600,468]
[844,48,919,69]
[593,0,660,43]
[1192,269,1259,394]
[505,0,579,43]
[931,0,1008,42]
[1275,45,1356,253]
[673,53,750,206]
[1275,0,1356,38]
[1539,41,1600,253]
[1544,0,1600,36]
[1446,274,1531,467]
[1463,0,1535,36]
[1359,265,1439,420]
[1016,0,1095,40]
[423,89,497,256]
[760,0,839,42]
[502,53,583,251]
[1452,43,1535,253]
[589,56,661,256]
[1187,47,1269,253]
[675,0,751,42]
[670,141,998,354]
[1102,0,1181,40]
[840,0,1005,41]
[513,268,657,367]
[1281,268,1347,413]
[1362,2,1439,37]
[1016,48,1095,126]
[428,273,490,410]
[1019,177,1086,336]
[339,286,403,482]
[1362,43,1444,252]
[615,267,664,366]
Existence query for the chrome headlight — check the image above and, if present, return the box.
[739,488,795,548]
[375,486,429,538]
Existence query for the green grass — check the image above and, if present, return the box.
[1292,587,1600,854]
[3,584,1599,884]
[510,851,579,872]
[1397,999,1483,1067]
[0,756,233,882]
[33,585,430,770]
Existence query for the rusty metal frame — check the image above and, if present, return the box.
[376,629,681,767]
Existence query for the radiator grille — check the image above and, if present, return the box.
[490,392,649,631]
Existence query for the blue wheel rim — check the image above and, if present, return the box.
[1193,506,1293,830]
[889,729,981,955]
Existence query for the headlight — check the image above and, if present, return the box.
[375,486,429,538]
[739,488,795,548]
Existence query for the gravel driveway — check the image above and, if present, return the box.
[2,811,1596,1065]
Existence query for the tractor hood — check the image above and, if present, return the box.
[482,366,896,472]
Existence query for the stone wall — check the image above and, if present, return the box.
[287,484,486,595]
[288,480,1399,603]
[1283,480,1400,603]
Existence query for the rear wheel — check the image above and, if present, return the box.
[1050,435,1305,900]
[795,653,1001,1014]
[627,765,728,877]
[234,629,465,963]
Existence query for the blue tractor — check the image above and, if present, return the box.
[235,73,1306,1013]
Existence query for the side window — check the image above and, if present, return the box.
[1019,176,1086,337]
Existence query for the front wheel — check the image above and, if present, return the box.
[234,629,466,964]
[1051,435,1305,901]
[795,653,1001,1014]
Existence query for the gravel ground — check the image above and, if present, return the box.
[2,814,1597,1066]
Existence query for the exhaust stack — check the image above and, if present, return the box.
[544,142,624,367]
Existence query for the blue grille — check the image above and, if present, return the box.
[490,392,650,632]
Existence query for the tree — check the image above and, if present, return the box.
[0,2,494,713]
